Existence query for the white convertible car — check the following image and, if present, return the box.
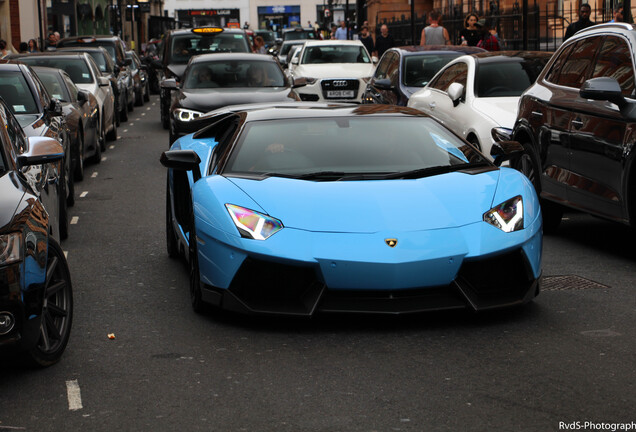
[288,40,376,103]
[407,51,552,157]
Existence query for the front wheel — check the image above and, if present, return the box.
[511,141,541,193]
[74,132,84,181]
[166,178,179,258]
[25,238,73,367]
[189,237,205,313]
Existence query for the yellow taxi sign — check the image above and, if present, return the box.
[191,27,224,34]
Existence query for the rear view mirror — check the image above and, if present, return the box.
[18,137,64,167]
[98,76,110,87]
[373,78,393,91]
[580,77,625,108]
[490,140,524,167]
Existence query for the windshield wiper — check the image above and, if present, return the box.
[374,162,492,180]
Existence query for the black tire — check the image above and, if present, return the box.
[128,92,134,111]
[58,169,69,240]
[74,131,84,181]
[512,141,541,193]
[135,87,144,106]
[166,178,179,258]
[541,200,564,233]
[144,82,150,102]
[120,95,129,122]
[106,111,117,142]
[468,135,481,152]
[89,117,103,164]
[66,156,75,207]
[189,225,205,313]
[25,238,73,367]
[169,121,177,147]
[161,91,169,129]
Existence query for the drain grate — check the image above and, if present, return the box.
[542,275,610,291]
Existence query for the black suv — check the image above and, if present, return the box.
[57,35,134,121]
[511,22,636,231]
[158,27,251,128]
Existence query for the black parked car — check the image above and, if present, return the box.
[166,53,300,144]
[56,35,134,119]
[511,22,636,231]
[32,66,101,180]
[363,45,485,106]
[158,27,252,128]
[0,97,73,367]
[0,60,72,239]
[126,50,149,105]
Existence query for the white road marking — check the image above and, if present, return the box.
[129,123,134,126]
[101,157,107,161]
[64,251,68,258]
[135,118,141,121]
[0,426,27,430]
[70,216,79,225]
[141,113,146,116]
[109,145,115,149]
[117,136,122,139]
[91,172,98,178]
[123,129,128,133]
[146,107,151,110]
[80,191,88,198]
[66,379,83,411]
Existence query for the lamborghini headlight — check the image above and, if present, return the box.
[0,233,22,266]
[225,204,283,240]
[175,108,203,122]
[484,196,523,232]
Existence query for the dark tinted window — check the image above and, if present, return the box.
[34,69,70,101]
[403,53,460,87]
[554,37,601,88]
[476,57,548,97]
[373,52,395,79]
[301,45,371,64]
[592,36,635,97]
[0,71,39,114]
[59,41,117,63]
[169,33,250,64]
[544,43,574,84]
[430,62,468,92]
[283,30,316,41]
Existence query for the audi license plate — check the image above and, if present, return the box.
[327,90,354,98]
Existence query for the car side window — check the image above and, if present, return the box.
[64,75,79,102]
[387,54,400,87]
[591,36,635,97]
[544,43,574,84]
[2,103,28,157]
[429,62,468,92]
[374,52,394,80]
[31,72,51,109]
[553,37,601,88]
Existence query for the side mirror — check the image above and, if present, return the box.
[372,56,379,64]
[275,38,283,45]
[447,82,464,107]
[160,150,201,182]
[580,77,625,108]
[291,56,299,65]
[77,89,90,104]
[18,137,64,168]
[489,140,524,167]
[98,76,110,87]
[374,78,394,91]
[161,78,178,90]
[48,99,63,116]
[292,77,308,88]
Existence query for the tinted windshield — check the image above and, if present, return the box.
[475,58,548,97]
[59,41,117,63]
[284,30,316,41]
[280,42,303,56]
[169,33,250,64]
[225,117,487,178]
[0,71,39,114]
[302,45,371,64]
[87,51,111,73]
[18,57,94,84]
[403,53,461,87]
[184,60,285,89]
[34,69,69,101]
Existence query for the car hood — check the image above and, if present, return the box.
[178,88,298,113]
[471,97,519,128]
[294,63,375,79]
[227,171,501,233]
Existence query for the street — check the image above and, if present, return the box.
[1,95,634,432]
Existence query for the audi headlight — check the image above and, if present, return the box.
[0,233,22,265]
[484,196,523,232]
[226,204,283,240]
[175,108,203,122]
[304,77,318,85]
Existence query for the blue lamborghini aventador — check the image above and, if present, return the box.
[161,104,543,316]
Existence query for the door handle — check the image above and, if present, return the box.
[531,111,543,117]
[428,102,436,110]
[572,118,583,129]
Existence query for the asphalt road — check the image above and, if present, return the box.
[1,96,635,432]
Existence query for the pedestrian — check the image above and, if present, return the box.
[46,32,57,50]
[608,3,623,22]
[28,38,38,53]
[243,22,250,30]
[564,3,595,41]
[335,21,348,40]
[373,24,396,59]
[330,25,338,40]
[253,36,267,54]
[359,25,374,55]
[420,10,451,45]
[19,42,28,53]
[459,13,482,46]
[0,40,10,58]
[476,19,500,51]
